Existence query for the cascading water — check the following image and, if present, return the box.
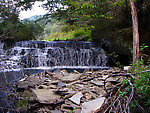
[0,41,108,111]
[0,41,108,71]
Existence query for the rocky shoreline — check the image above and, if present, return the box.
[15,67,127,113]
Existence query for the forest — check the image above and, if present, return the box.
[0,0,150,113]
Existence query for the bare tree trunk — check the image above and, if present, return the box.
[129,1,139,64]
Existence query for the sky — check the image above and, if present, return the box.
[19,1,48,20]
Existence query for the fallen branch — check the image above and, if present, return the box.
[100,71,144,113]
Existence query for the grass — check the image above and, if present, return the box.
[44,27,92,41]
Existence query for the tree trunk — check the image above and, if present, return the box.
[129,1,139,64]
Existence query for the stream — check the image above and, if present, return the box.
[0,41,109,112]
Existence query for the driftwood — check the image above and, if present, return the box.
[98,70,150,113]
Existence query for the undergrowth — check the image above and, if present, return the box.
[128,44,150,112]
[44,24,92,41]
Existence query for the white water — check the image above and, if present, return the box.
[0,41,108,71]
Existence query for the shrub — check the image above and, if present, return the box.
[128,45,150,112]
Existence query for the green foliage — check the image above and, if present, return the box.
[139,44,149,54]
[121,78,131,85]
[49,0,112,27]
[15,99,28,107]
[112,0,126,7]
[119,91,127,97]
[15,91,31,108]
[45,23,92,41]
[128,45,150,109]
[72,107,76,113]
[0,0,44,41]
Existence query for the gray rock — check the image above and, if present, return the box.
[69,92,83,105]
[60,73,81,83]
[81,97,105,113]
[32,89,61,104]
[16,75,44,89]
[16,81,28,89]
[91,80,104,86]
[53,69,64,79]
[57,81,66,88]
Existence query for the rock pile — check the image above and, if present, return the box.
[15,67,126,113]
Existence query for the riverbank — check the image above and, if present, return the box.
[12,67,127,113]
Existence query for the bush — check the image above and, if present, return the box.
[128,45,150,112]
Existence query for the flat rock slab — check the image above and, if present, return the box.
[33,89,61,104]
[91,80,104,86]
[69,92,83,105]
[81,97,105,113]
[16,76,44,89]
[60,73,81,83]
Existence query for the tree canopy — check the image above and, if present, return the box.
[0,0,44,41]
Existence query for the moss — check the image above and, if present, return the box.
[15,91,31,108]
[15,99,28,107]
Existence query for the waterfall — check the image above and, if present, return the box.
[0,41,108,71]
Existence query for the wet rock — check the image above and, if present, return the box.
[60,73,81,83]
[32,89,61,104]
[69,92,83,105]
[91,80,104,86]
[81,97,105,113]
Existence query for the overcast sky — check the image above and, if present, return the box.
[19,1,48,20]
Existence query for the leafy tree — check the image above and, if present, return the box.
[0,0,43,41]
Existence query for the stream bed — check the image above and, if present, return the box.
[0,41,109,112]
